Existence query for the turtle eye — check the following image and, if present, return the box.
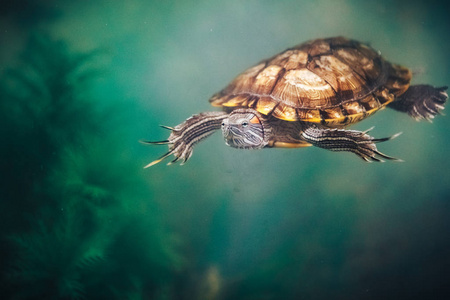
[242,121,248,127]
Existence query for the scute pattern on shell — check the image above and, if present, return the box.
[209,37,412,125]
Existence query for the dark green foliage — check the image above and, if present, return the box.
[2,34,102,147]
[0,34,181,299]
[7,215,105,300]
[0,34,103,220]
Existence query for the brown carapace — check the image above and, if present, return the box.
[143,37,448,167]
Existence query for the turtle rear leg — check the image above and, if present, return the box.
[389,85,448,121]
[301,126,401,162]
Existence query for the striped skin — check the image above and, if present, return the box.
[301,126,402,162]
[141,112,228,167]
[222,109,269,149]
[221,109,401,161]
[209,37,412,126]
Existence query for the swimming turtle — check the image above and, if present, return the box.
[143,37,447,167]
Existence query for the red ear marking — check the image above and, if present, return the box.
[249,115,260,124]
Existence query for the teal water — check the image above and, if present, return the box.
[1,0,449,299]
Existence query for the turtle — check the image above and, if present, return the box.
[142,37,448,167]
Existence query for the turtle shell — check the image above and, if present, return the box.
[209,37,412,126]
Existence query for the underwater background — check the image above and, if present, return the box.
[1,0,449,299]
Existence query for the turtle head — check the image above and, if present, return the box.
[221,109,270,149]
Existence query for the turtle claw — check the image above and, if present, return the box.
[143,149,175,168]
[142,140,194,168]
[392,85,448,121]
[141,124,192,168]
[354,145,401,163]
[139,139,170,145]
[160,125,176,131]
[142,111,228,168]
[301,126,402,163]
[354,131,402,162]
[166,156,180,166]
[140,125,195,168]
[372,131,402,143]
[142,129,194,168]
[362,126,375,134]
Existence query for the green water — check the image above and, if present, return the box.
[1,0,449,299]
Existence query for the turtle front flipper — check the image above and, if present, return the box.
[301,126,402,162]
[141,111,228,167]
[389,85,448,121]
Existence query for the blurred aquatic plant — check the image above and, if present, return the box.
[0,33,110,299]
[0,34,107,288]
[0,33,183,299]
[2,33,103,147]
[7,208,105,300]
[0,33,105,219]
